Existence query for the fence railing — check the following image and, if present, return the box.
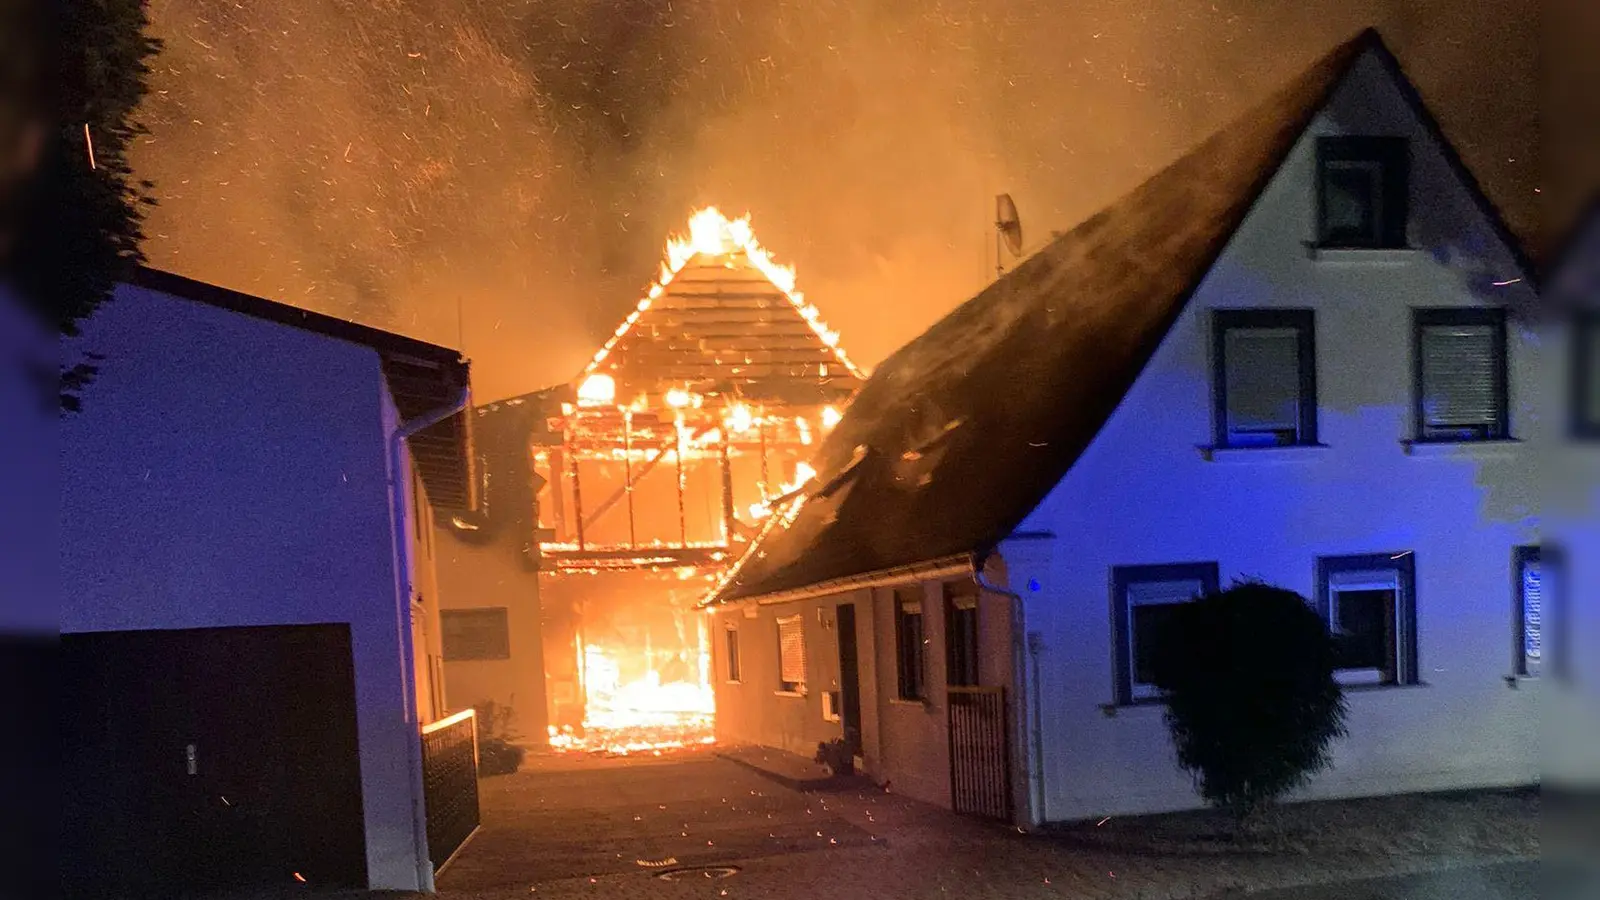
[947,686,1010,821]
[421,709,481,873]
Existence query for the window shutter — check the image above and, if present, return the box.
[1421,324,1499,426]
[1225,327,1301,433]
[1522,561,1542,664]
[777,616,806,686]
[1127,579,1205,607]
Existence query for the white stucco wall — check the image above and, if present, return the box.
[1006,52,1547,823]
[59,284,427,890]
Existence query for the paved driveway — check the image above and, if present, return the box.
[1213,861,1539,899]
[437,749,877,891]
[435,750,1538,900]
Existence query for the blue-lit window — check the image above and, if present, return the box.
[1111,563,1219,703]
[1315,553,1418,687]
[1514,546,1542,678]
[1412,309,1509,442]
[1212,310,1318,447]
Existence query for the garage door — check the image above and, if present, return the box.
[63,624,367,897]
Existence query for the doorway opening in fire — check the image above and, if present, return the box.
[545,569,718,755]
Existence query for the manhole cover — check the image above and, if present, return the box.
[657,865,741,881]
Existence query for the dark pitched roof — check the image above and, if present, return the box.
[711,28,1520,605]
[126,266,478,510]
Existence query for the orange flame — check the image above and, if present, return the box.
[582,207,864,379]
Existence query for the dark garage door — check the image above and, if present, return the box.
[63,624,367,898]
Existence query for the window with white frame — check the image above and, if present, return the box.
[1213,310,1318,447]
[1413,308,1509,442]
[776,615,806,693]
[1316,553,1417,686]
[1111,563,1219,703]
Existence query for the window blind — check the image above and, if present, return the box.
[777,615,806,686]
[1420,324,1499,426]
[1225,327,1301,433]
[1127,579,1205,607]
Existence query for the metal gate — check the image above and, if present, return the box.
[947,686,1011,820]
[421,709,481,873]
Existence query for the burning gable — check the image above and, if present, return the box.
[534,208,863,752]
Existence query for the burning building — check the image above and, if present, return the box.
[441,209,864,753]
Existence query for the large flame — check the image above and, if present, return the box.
[547,625,717,756]
[582,207,864,380]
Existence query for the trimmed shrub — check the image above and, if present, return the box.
[1149,581,1348,820]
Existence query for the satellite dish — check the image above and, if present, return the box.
[996,194,1023,256]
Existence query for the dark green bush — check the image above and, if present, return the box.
[1149,581,1348,820]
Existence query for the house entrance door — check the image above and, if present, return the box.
[834,603,863,756]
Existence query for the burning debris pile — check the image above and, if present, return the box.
[534,208,865,755]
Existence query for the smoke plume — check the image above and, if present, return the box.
[134,0,1539,402]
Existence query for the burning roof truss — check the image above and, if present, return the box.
[537,208,861,572]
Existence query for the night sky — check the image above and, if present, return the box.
[133,0,1540,402]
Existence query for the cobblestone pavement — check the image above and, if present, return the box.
[435,750,1536,900]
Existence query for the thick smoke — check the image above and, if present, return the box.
[134,0,1538,402]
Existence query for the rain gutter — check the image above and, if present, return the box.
[389,385,469,892]
[705,553,974,609]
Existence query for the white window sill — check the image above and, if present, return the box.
[774,690,807,699]
[1341,680,1429,693]
[1401,438,1522,459]
[1305,245,1425,264]
[1099,699,1165,717]
[1197,444,1331,463]
[888,697,932,709]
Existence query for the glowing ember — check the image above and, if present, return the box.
[747,461,817,521]
[724,401,755,434]
[577,373,616,406]
[547,637,716,756]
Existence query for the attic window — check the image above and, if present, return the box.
[1316,137,1409,249]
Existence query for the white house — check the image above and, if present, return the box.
[705,30,1563,826]
[61,269,477,895]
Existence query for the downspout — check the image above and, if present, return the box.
[390,385,469,892]
[972,548,1048,827]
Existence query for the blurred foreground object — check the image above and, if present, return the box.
[1,0,160,413]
